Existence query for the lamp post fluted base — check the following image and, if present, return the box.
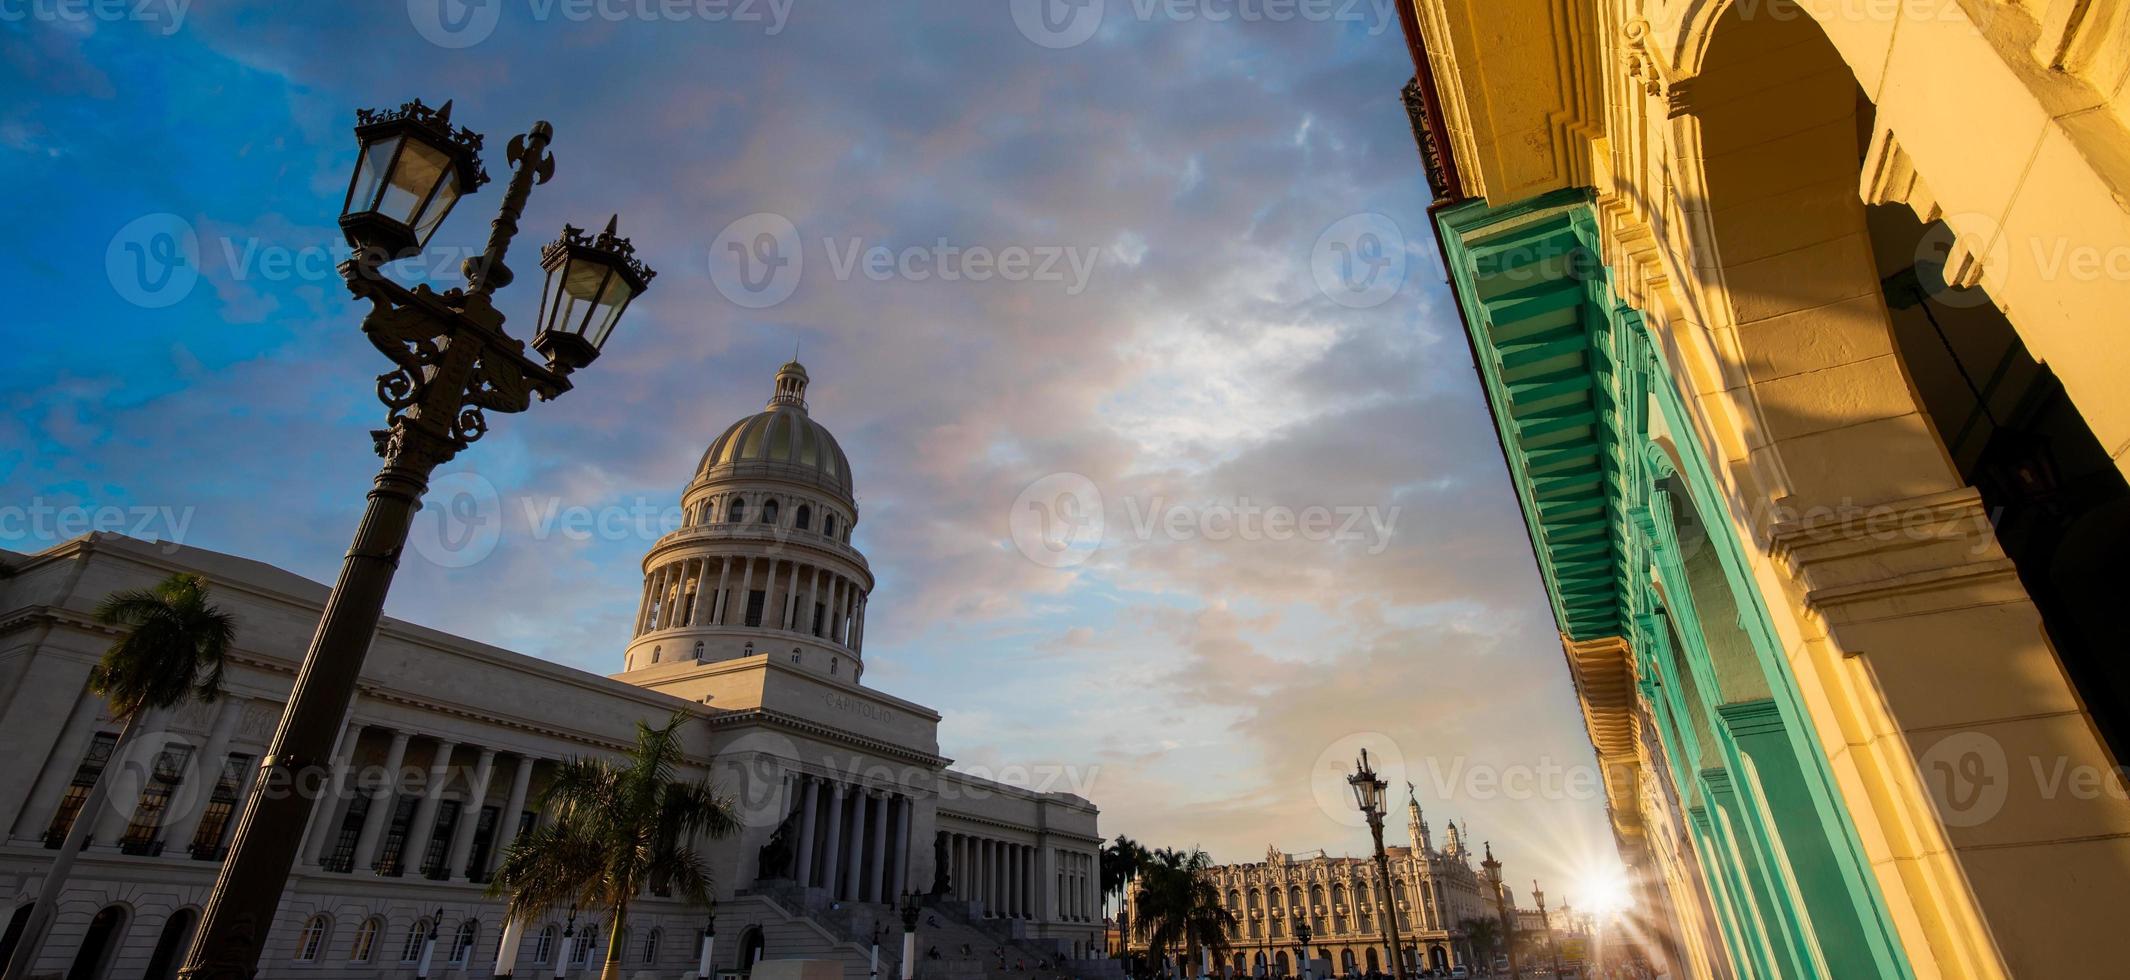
[176,449,443,979]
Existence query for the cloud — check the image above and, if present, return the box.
[3,3,1616,888]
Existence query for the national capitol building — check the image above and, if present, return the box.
[0,363,1109,978]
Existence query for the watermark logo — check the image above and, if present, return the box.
[1011,0,1104,48]
[1009,472,1106,569]
[409,471,503,569]
[1312,212,1405,309]
[710,212,805,309]
[1918,731,2007,828]
[105,213,200,309]
[0,0,191,35]
[407,0,501,47]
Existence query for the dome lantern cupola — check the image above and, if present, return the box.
[770,360,809,410]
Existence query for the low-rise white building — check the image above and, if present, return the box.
[0,363,1106,979]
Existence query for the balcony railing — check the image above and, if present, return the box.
[118,838,165,857]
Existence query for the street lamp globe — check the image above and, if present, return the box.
[533,215,656,372]
[340,99,488,259]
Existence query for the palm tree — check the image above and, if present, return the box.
[1,573,234,980]
[1456,917,1500,974]
[489,710,741,980]
[1101,835,1151,917]
[1131,847,1236,980]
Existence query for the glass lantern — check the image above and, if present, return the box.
[340,99,488,258]
[533,216,656,372]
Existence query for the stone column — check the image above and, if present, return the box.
[706,556,725,625]
[737,558,756,626]
[352,729,412,870]
[762,559,783,631]
[795,776,821,887]
[889,797,910,898]
[447,747,498,879]
[633,567,657,635]
[87,709,173,846]
[867,791,889,901]
[982,838,996,914]
[158,695,244,854]
[783,563,803,629]
[821,782,847,897]
[844,790,870,900]
[488,754,537,876]
[10,682,102,841]
[400,739,459,874]
[300,720,367,865]
[806,567,824,635]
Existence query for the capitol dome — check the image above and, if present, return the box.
[695,361,853,497]
[623,360,872,681]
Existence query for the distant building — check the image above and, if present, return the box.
[1123,795,1513,976]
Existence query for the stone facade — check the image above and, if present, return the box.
[1123,798,1513,976]
[1400,2,2130,978]
[0,364,1106,979]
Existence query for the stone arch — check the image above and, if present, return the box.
[142,906,198,980]
[66,903,131,980]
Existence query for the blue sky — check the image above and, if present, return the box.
[2,0,1623,907]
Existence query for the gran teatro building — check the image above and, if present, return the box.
[0,363,1108,978]
[1124,797,1509,977]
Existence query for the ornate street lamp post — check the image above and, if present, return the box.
[900,891,923,980]
[1481,845,1517,980]
[697,901,718,980]
[1293,917,1313,980]
[1346,751,1409,980]
[177,99,654,980]
[1533,883,1561,978]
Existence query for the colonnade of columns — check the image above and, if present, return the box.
[1057,847,1096,922]
[788,774,911,903]
[306,724,546,884]
[938,832,1088,921]
[635,554,868,651]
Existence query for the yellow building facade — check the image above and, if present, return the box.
[1398,1,2130,978]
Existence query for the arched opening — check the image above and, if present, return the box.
[642,927,661,964]
[761,498,779,524]
[729,499,747,523]
[533,923,559,965]
[1338,949,1355,976]
[795,504,812,531]
[449,919,479,964]
[295,913,332,961]
[1428,946,1448,973]
[824,513,837,537]
[1677,1,2130,975]
[349,916,384,963]
[143,908,198,980]
[1275,950,1291,976]
[0,904,34,968]
[1363,947,1379,973]
[738,925,766,976]
[1871,206,2130,763]
[66,905,129,980]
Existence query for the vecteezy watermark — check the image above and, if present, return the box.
[1010,0,1398,49]
[1312,212,1407,309]
[105,213,201,309]
[0,499,196,548]
[1915,730,2130,828]
[104,212,511,309]
[407,0,793,48]
[0,0,190,35]
[1007,472,1401,569]
[707,212,1106,308]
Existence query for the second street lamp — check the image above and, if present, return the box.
[1346,750,1410,980]
[176,99,655,980]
